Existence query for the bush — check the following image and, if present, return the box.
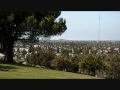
[105,54,120,79]
[51,55,71,71]
[26,50,56,68]
[79,54,105,76]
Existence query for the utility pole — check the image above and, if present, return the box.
[97,15,101,54]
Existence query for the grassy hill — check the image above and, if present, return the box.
[0,63,103,79]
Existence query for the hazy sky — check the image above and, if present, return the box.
[51,11,120,40]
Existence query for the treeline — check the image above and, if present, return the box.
[25,47,120,79]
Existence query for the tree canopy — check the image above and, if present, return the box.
[0,11,67,63]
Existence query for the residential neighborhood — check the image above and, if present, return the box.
[3,40,118,64]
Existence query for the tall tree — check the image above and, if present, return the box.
[0,11,67,63]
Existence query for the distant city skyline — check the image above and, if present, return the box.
[51,11,120,40]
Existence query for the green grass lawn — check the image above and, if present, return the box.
[0,63,103,79]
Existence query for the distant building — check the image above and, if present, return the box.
[0,53,5,60]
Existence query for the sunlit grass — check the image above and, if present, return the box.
[0,64,103,79]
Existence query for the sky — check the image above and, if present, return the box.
[51,11,120,41]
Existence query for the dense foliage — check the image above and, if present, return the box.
[0,11,67,63]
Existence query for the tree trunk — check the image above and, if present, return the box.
[93,71,96,76]
[5,43,14,63]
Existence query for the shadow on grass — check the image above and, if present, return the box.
[0,62,38,69]
[0,62,20,71]
[0,65,18,71]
